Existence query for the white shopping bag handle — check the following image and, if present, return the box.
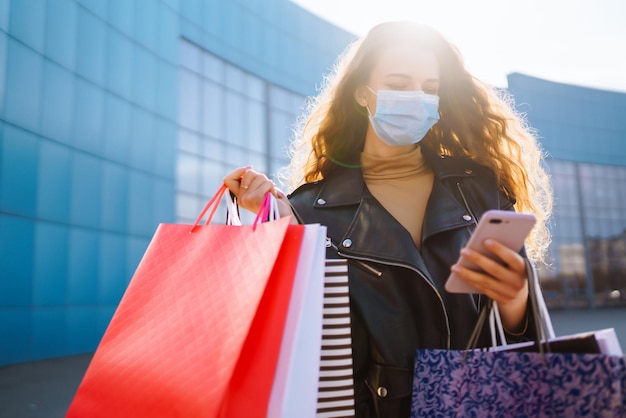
[225,191,242,226]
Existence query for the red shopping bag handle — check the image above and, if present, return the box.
[191,185,276,233]
[191,184,228,232]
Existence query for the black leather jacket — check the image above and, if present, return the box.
[289,147,525,417]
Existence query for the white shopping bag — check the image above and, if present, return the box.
[268,224,327,417]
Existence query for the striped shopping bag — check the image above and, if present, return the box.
[317,259,355,417]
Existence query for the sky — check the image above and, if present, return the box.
[291,0,626,93]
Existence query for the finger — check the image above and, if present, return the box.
[460,242,525,283]
[482,239,526,273]
[456,247,527,297]
[459,247,512,281]
[451,263,518,301]
[245,172,272,193]
[274,186,285,199]
[223,166,252,194]
[237,177,274,212]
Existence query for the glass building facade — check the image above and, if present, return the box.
[0,0,352,366]
[176,39,306,224]
[1,1,625,368]
[508,73,626,309]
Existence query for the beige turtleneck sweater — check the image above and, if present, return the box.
[361,146,434,248]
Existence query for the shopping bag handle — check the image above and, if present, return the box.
[191,184,229,232]
[251,192,280,231]
[191,185,280,232]
[464,258,557,363]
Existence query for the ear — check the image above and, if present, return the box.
[353,85,369,107]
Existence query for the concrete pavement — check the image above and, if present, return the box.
[0,354,91,418]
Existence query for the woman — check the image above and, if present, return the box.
[224,21,552,417]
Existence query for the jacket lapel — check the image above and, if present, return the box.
[309,148,480,272]
[421,148,479,242]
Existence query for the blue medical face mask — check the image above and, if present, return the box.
[366,87,440,147]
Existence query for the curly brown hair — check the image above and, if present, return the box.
[280,21,552,263]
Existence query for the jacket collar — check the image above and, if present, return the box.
[312,145,477,210]
[310,146,479,270]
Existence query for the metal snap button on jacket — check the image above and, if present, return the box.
[462,214,472,221]
[317,198,326,205]
[342,239,352,248]
[377,387,388,398]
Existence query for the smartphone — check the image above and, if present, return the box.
[444,210,537,294]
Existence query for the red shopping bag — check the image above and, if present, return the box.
[67,186,304,418]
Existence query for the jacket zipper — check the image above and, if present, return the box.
[326,237,451,349]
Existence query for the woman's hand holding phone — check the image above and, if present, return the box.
[446,210,536,331]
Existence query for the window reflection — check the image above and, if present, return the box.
[542,159,626,308]
[176,40,305,224]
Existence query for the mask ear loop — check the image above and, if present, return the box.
[364,86,377,117]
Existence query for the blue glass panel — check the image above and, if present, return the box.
[0,308,31,366]
[32,222,69,305]
[156,5,178,63]
[66,306,100,354]
[127,171,155,236]
[106,30,133,100]
[37,140,71,222]
[201,159,224,196]
[225,91,245,146]
[132,48,157,112]
[75,8,106,85]
[179,38,201,72]
[0,125,39,216]
[178,69,201,130]
[99,232,127,305]
[239,12,261,61]
[221,3,242,50]
[181,0,202,26]
[77,0,107,19]
[161,0,179,12]
[31,307,66,360]
[102,94,131,164]
[153,119,177,179]
[67,228,99,305]
[4,38,43,131]
[202,0,223,38]
[69,153,102,229]
[0,32,6,117]
[176,152,200,194]
[108,0,135,36]
[73,79,104,154]
[9,0,45,52]
[101,161,128,233]
[40,61,74,143]
[152,178,175,224]
[129,108,155,172]
[45,0,77,70]
[0,0,8,31]
[202,81,224,138]
[133,0,157,51]
[0,215,34,306]
[155,62,178,119]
